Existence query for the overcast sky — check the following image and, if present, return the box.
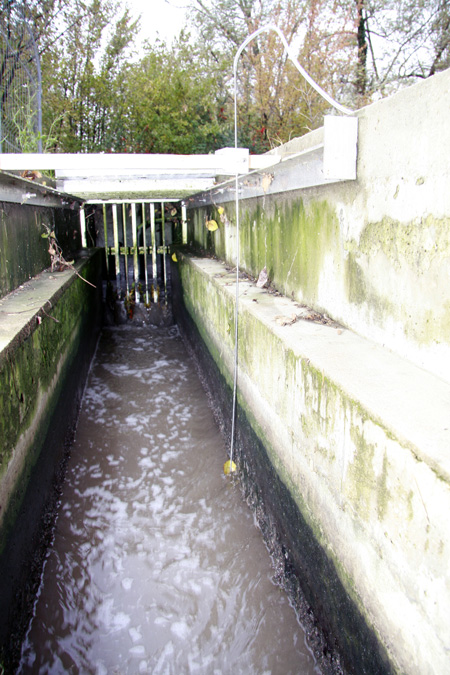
[126,0,190,44]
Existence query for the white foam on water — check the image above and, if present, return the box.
[122,577,133,591]
[160,450,182,463]
[19,326,318,675]
[128,626,142,643]
[153,641,175,675]
[170,620,190,640]
[139,456,155,469]
[95,662,108,675]
[154,615,170,627]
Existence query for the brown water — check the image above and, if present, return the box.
[19,325,319,675]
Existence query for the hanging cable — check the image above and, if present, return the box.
[226,24,354,475]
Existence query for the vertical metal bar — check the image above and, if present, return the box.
[131,203,140,303]
[150,203,158,303]
[122,203,130,296]
[102,204,109,276]
[142,203,149,305]
[182,203,187,245]
[161,203,167,304]
[79,207,87,248]
[112,203,121,298]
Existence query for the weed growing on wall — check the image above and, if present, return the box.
[41,225,95,288]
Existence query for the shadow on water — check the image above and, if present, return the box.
[18,325,320,674]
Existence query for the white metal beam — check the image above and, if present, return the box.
[0,149,254,174]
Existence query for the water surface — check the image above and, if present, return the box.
[20,325,318,674]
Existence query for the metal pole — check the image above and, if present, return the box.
[181,203,187,245]
[150,203,158,303]
[112,203,121,298]
[79,207,87,248]
[161,204,167,304]
[142,203,149,305]
[131,202,140,303]
[122,203,130,297]
[102,204,109,277]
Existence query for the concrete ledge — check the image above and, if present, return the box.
[185,68,450,384]
[0,252,102,669]
[176,253,450,675]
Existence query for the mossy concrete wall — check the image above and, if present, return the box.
[186,68,450,384]
[178,67,450,675]
[174,254,450,675]
[0,175,82,299]
[0,251,102,668]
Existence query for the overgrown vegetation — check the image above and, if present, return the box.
[2,0,449,154]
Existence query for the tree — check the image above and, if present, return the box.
[188,0,357,149]
[114,33,231,154]
[40,0,139,152]
[350,0,450,97]
[0,0,68,150]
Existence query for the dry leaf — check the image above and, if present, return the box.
[275,313,298,326]
[261,173,274,193]
[256,266,269,288]
[206,219,218,231]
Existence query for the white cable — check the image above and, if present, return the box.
[228,25,354,468]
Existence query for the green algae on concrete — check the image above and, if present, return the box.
[174,252,450,675]
[173,252,397,674]
[345,215,450,346]
[238,198,340,304]
[187,197,340,308]
[0,201,82,300]
[0,204,49,299]
[0,253,101,552]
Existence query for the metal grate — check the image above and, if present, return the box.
[81,200,186,307]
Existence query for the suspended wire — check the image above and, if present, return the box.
[228,24,354,471]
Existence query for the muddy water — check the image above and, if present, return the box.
[19,325,319,675]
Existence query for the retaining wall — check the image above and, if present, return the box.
[0,172,82,299]
[0,181,102,669]
[187,68,450,385]
[176,68,450,674]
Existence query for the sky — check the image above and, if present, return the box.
[126,0,191,44]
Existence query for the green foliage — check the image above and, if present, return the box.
[34,0,450,155]
[41,0,140,152]
[188,0,357,148]
[12,95,62,154]
[114,34,232,154]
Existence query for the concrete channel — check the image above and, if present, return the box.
[0,66,450,674]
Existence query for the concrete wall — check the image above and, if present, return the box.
[187,68,450,385]
[0,172,82,299]
[0,186,102,669]
[176,69,450,674]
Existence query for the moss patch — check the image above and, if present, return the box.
[173,254,395,674]
[239,199,339,303]
[0,254,101,549]
[345,215,450,346]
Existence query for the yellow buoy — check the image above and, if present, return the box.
[223,459,237,475]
